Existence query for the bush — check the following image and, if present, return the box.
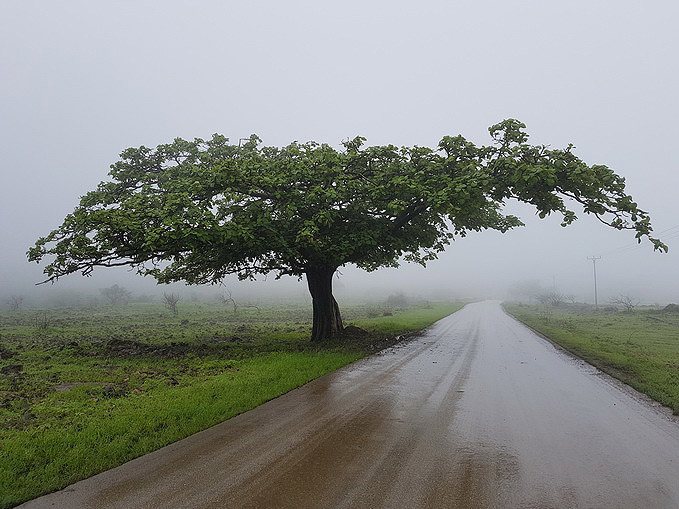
[385,292,409,308]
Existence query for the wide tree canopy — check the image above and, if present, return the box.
[29,120,665,340]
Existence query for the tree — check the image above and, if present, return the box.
[536,291,566,307]
[508,279,543,303]
[99,284,131,305]
[163,292,180,315]
[7,295,24,311]
[217,290,260,314]
[385,292,409,309]
[610,294,639,312]
[217,290,239,313]
[28,120,666,341]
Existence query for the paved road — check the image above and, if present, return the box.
[24,301,679,508]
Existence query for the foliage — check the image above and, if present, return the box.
[28,120,665,284]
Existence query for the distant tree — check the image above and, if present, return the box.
[36,311,51,329]
[7,295,24,310]
[508,280,543,303]
[99,284,131,305]
[217,290,260,314]
[535,293,547,305]
[537,291,565,307]
[610,295,639,313]
[385,292,409,308]
[28,120,666,341]
[163,292,180,315]
[217,290,238,313]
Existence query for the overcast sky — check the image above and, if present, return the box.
[1,0,677,305]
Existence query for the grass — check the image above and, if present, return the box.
[0,300,463,508]
[503,303,679,415]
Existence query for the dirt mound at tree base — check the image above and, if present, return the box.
[328,329,421,353]
[340,325,369,337]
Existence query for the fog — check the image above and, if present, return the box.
[1,1,677,308]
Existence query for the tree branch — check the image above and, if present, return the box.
[392,202,428,230]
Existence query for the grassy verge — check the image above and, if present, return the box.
[503,303,679,415]
[0,301,462,507]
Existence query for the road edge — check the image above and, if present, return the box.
[500,302,679,426]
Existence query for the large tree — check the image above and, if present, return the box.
[28,120,665,340]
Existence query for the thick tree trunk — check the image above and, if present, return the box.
[306,265,343,341]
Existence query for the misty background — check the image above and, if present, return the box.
[1,0,677,308]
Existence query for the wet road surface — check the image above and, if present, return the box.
[23,301,679,508]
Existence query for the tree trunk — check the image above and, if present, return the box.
[306,265,343,341]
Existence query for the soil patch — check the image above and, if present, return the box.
[1,364,23,376]
[0,345,16,359]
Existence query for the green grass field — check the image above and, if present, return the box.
[0,300,462,508]
[503,303,679,415]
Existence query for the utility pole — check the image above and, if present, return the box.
[587,256,601,308]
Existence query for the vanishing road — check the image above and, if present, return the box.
[24,301,679,508]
